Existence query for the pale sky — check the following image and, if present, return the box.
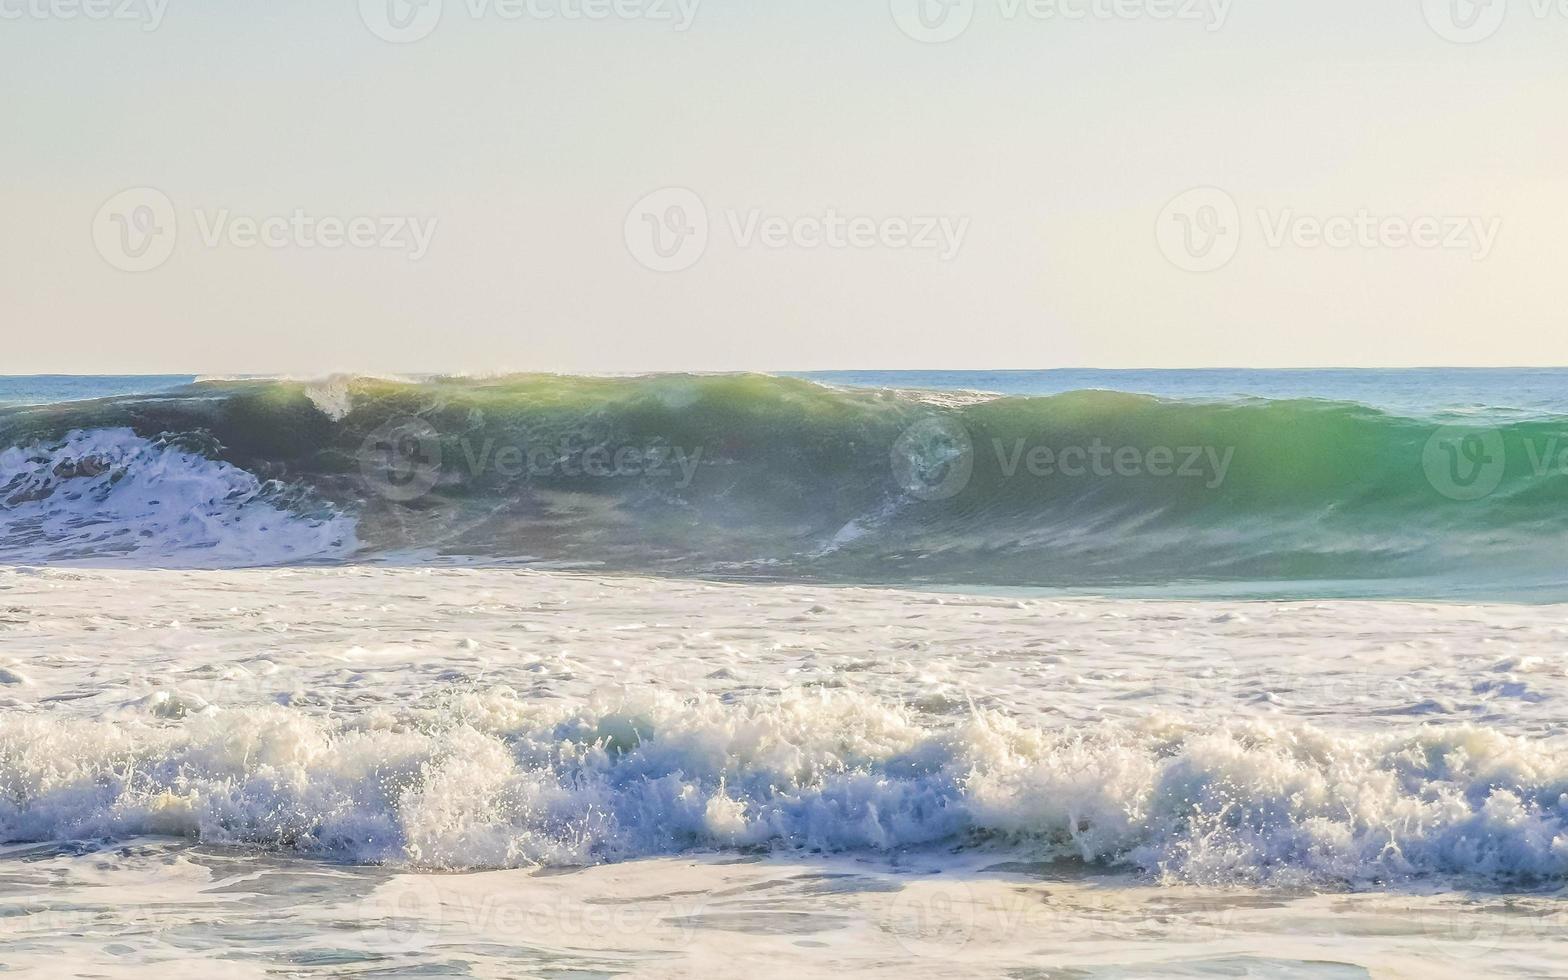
[3,1,1566,374]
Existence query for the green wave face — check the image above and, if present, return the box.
[3,373,1565,596]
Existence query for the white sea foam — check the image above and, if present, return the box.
[3,566,1565,976]
[0,429,357,566]
[2,686,1566,884]
[3,565,1566,892]
[302,376,354,420]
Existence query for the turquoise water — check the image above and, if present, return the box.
[1,371,1564,599]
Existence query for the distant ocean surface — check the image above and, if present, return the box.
[0,374,196,408]
[2,369,1566,599]
[5,368,1568,415]
[799,367,1568,419]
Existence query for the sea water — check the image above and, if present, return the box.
[1,372,1565,976]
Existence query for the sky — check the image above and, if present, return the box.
[2,0,1566,374]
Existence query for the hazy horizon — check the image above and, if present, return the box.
[15,365,1568,377]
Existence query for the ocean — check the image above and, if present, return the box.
[1,371,1566,977]
[2,370,1565,599]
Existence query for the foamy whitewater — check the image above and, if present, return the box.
[2,373,1567,977]
[0,428,356,566]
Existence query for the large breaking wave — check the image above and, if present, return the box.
[1,373,1565,596]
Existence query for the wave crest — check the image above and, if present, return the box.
[2,374,1566,594]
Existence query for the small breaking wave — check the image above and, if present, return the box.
[2,687,1566,886]
[0,428,356,566]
